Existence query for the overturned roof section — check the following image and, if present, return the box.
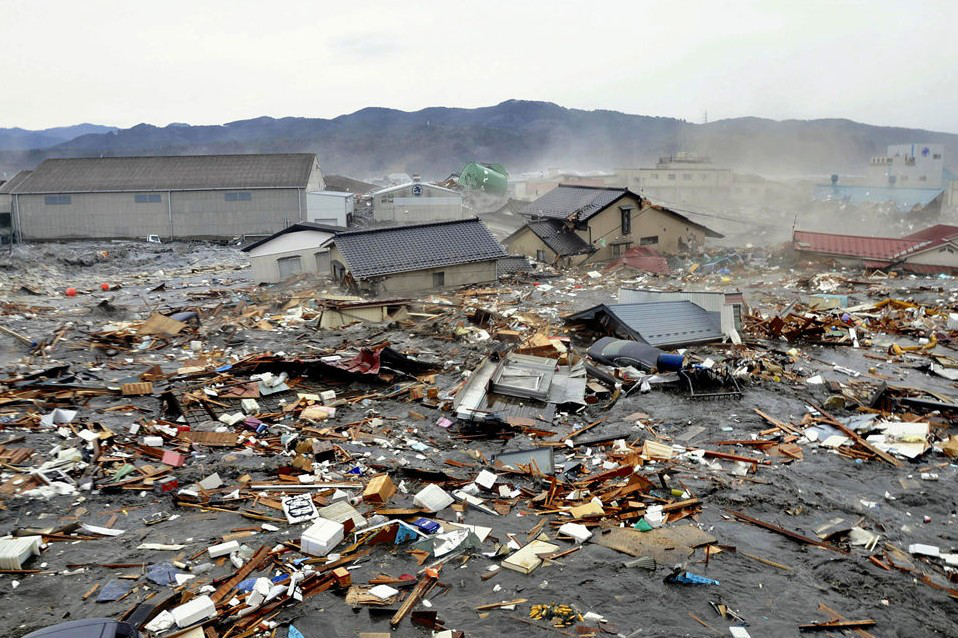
[7,153,317,193]
[240,221,342,253]
[565,301,724,348]
[526,219,594,256]
[792,230,924,260]
[328,218,506,279]
[521,185,628,221]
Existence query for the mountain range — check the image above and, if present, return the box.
[2,101,956,181]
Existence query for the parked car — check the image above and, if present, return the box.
[23,618,139,638]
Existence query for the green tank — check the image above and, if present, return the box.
[458,162,509,195]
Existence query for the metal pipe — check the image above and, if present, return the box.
[297,188,303,221]
[167,190,174,241]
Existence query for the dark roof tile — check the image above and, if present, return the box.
[331,218,506,279]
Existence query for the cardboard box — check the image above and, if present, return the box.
[363,474,396,504]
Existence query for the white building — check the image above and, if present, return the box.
[305,191,353,227]
[372,181,464,224]
[867,143,945,188]
[241,222,339,283]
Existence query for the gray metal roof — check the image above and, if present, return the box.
[0,170,33,194]
[7,153,317,193]
[526,219,594,256]
[565,301,723,347]
[521,185,629,221]
[329,218,506,279]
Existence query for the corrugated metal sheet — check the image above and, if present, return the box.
[792,230,921,260]
[566,301,723,347]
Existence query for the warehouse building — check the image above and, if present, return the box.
[372,180,464,224]
[4,153,325,241]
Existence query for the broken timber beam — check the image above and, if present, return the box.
[725,509,845,553]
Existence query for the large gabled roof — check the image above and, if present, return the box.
[240,222,342,253]
[7,153,317,193]
[327,218,506,279]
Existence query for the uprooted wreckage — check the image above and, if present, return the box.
[1,243,958,637]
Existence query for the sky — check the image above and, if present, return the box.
[2,0,956,132]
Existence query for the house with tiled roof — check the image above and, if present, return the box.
[506,185,722,266]
[322,218,506,294]
[792,225,958,274]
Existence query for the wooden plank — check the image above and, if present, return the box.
[725,509,845,553]
[813,404,901,467]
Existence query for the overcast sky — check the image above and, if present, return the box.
[2,1,955,132]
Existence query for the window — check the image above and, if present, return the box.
[315,251,330,273]
[900,176,909,183]
[535,249,547,262]
[700,174,709,181]
[612,242,632,257]
[919,175,927,182]
[44,195,71,205]
[620,207,632,235]
[667,173,676,181]
[134,193,161,203]
[649,173,658,180]
[225,191,252,202]
[432,271,445,287]
[640,235,659,246]
[276,255,303,279]
[683,173,693,181]
[934,154,942,160]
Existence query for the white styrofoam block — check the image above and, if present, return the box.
[320,390,337,404]
[475,469,498,490]
[909,543,940,557]
[208,540,240,558]
[301,518,344,556]
[241,398,260,414]
[368,584,399,600]
[171,595,216,627]
[558,522,592,543]
[414,484,455,513]
[197,473,223,491]
[142,436,164,447]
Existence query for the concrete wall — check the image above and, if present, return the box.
[373,184,463,223]
[250,246,331,283]
[376,260,498,294]
[16,188,304,240]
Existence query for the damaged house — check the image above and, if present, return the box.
[565,300,725,348]
[792,224,958,274]
[323,218,506,294]
[505,185,722,265]
[241,222,341,283]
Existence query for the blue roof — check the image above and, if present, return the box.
[813,184,943,211]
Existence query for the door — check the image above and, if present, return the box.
[277,255,303,279]
[315,251,331,275]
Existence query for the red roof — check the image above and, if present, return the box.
[792,230,921,260]
[901,224,958,242]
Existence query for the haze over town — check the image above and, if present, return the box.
[3,4,958,638]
